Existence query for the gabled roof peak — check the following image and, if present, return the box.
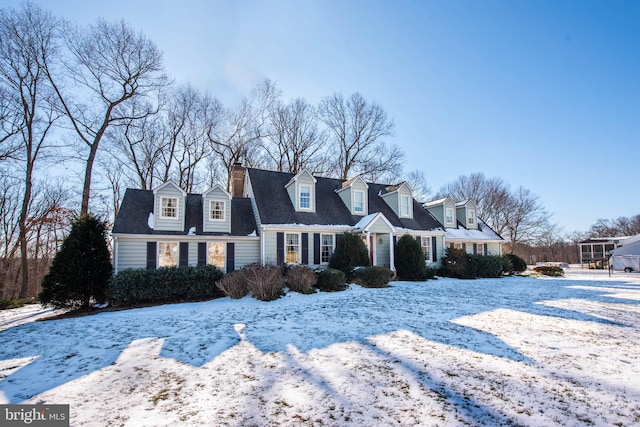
[285,169,317,188]
[153,180,187,196]
[424,196,451,207]
[203,183,231,199]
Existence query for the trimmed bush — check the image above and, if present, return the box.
[353,266,394,288]
[286,265,317,294]
[109,265,224,306]
[474,255,505,278]
[505,254,527,274]
[329,233,369,279]
[316,268,347,292]
[40,215,112,309]
[533,266,564,277]
[217,271,249,299]
[394,235,428,281]
[244,263,285,301]
[440,248,474,279]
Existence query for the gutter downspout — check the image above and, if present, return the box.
[261,225,265,266]
[113,235,118,274]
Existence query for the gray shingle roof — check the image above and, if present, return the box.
[112,189,257,236]
[247,168,443,231]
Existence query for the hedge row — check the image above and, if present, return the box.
[109,265,224,305]
[439,248,514,279]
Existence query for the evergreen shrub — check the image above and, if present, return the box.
[505,254,527,274]
[353,266,394,288]
[109,265,224,306]
[316,268,347,292]
[440,248,474,279]
[329,233,369,279]
[474,255,505,278]
[394,235,428,281]
[40,215,112,309]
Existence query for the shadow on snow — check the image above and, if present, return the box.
[0,275,637,403]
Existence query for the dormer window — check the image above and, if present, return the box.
[161,197,178,219]
[354,191,365,213]
[210,200,225,221]
[468,210,475,225]
[445,208,453,224]
[400,195,410,217]
[300,186,311,210]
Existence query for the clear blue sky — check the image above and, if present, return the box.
[3,0,639,234]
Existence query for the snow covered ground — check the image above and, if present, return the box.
[1,266,639,426]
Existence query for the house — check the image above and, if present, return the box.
[579,234,640,268]
[111,165,446,274]
[424,197,504,256]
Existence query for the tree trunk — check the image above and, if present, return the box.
[18,163,33,299]
[80,142,100,216]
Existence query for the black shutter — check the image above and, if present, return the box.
[484,243,488,255]
[146,242,157,269]
[432,236,437,262]
[198,242,206,266]
[179,242,189,267]
[313,233,321,264]
[226,242,235,273]
[277,232,284,265]
[336,233,344,247]
[416,236,421,244]
[393,235,397,247]
[301,233,309,264]
[473,243,477,255]
[462,243,467,251]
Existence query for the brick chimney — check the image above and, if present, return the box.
[230,162,246,197]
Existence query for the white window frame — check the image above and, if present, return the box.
[453,242,463,250]
[285,233,301,264]
[160,197,178,219]
[299,185,312,210]
[477,243,484,256]
[354,190,364,213]
[445,208,453,225]
[468,209,475,225]
[158,242,178,267]
[320,234,334,265]
[209,200,226,221]
[207,242,226,271]
[421,236,431,262]
[400,195,411,217]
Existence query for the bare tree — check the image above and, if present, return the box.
[435,172,511,235]
[587,214,640,238]
[317,92,401,181]
[403,170,431,203]
[436,173,553,248]
[105,98,165,191]
[0,2,61,298]
[264,97,327,174]
[207,79,280,189]
[0,85,22,160]
[46,18,168,215]
[162,86,222,192]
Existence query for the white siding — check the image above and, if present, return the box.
[203,187,231,233]
[235,240,260,269]
[154,185,185,232]
[116,239,147,272]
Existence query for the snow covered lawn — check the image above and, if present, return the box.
[1,268,640,426]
